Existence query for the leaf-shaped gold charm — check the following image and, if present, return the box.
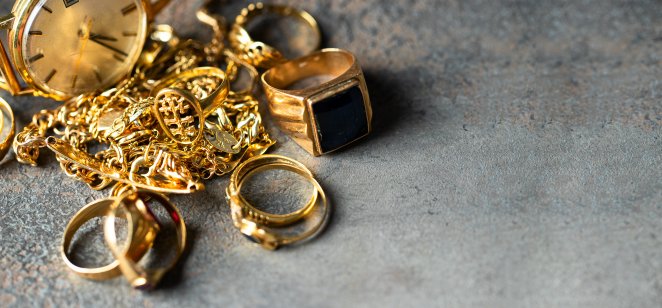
[204,120,240,154]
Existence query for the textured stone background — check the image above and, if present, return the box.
[1,0,661,307]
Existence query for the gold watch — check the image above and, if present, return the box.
[0,0,170,100]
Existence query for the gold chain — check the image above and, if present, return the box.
[13,13,275,193]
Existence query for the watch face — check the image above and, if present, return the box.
[19,0,147,98]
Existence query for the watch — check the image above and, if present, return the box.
[0,0,170,100]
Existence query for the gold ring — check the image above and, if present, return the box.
[228,154,317,227]
[224,50,259,99]
[226,154,330,250]
[261,48,373,156]
[104,190,187,290]
[229,2,321,68]
[61,198,153,280]
[0,98,15,160]
[150,66,229,118]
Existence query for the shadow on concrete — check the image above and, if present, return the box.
[364,69,410,141]
[67,218,117,268]
[157,226,197,290]
[310,178,335,243]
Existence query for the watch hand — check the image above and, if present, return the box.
[89,32,117,42]
[72,16,93,87]
[90,37,128,57]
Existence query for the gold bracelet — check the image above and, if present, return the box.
[226,154,330,250]
[104,190,187,290]
[229,2,321,68]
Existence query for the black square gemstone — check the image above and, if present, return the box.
[311,86,369,153]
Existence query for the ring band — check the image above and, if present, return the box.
[226,154,330,250]
[61,198,153,280]
[228,154,318,227]
[229,2,321,68]
[104,190,187,290]
[223,50,259,100]
[261,48,373,156]
[0,98,15,160]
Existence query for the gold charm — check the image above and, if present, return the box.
[204,120,240,154]
[152,88,204,145]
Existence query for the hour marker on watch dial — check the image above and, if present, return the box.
[121,4,137,15]
[44,69,57,83]
[29,30,43,36]
[28,53,44,63]
[113,54,126,62]
[42,5,53,13]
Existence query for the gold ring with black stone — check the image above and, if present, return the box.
[261,48,373,156]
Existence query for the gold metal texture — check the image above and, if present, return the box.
[261,48,372,156]
[228,2,321,68]
[0,97,15,160]
[104,190,186,290]
[0,0,170,99]
[226,154,330,250]
[61,197,155,280]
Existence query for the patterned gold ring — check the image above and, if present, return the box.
[226,154,330,250]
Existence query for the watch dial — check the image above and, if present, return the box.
[20,0,147,97]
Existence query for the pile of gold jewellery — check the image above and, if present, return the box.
[0,1,373,290]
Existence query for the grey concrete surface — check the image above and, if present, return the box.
[1,0,661,307]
